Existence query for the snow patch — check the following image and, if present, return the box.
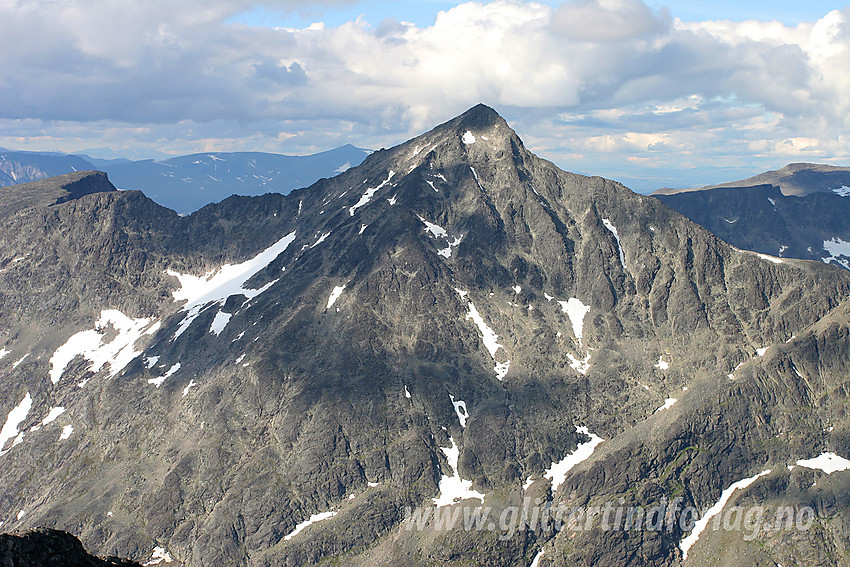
[42,407,65,425]
[404,385,411,399]
[0,349,9,360]
[544,426,604,492]
[359,224,368,235]
[655,398,677,412]
[182,380,197,397]
[654,356,670,370]
[450,394,469,428]
[59,424,73,441]
[16,510,25,521]
[768,197,776,207]
[0,393,32,456]
[334,161,352,173]
[456,289,510,380]
[602,218,626,269]
[557,298,591,344]
[832,185,850,197]
[12,354,29,368]
[530,550,545,567]
[433,437,485,507]
[822,237,850,269]
[512,285,521,294]
[756,346,769,356]
[144,356,160,369]
[418,216,447,239]
[754,252,784,264]
[462,131,476,144]
[284,510,338,540]
[349,170,395,216]
[143,546,174,565]
[567,352,591,375]
[679,469,771,560]
[148,363,181,388]
[327,284,347,309]
[209,311,232,336]
[796,452,850,474]
[167,230,296,338]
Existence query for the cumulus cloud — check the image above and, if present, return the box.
[1,0,849,190]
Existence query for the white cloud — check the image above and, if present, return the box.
[1,1,850,190]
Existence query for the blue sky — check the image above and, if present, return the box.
[233,1,845,28]
[1,1,849,192]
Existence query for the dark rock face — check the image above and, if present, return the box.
[656,184,850,270]
[1,105,849,566]
[0,528,141,566]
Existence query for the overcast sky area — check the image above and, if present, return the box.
[1,0,849,192]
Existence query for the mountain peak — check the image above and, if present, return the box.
[454,103,505,129]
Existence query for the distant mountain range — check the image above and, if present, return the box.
[0,145,370,214]
[654,163,850,270]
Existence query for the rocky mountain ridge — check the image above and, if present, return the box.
[655,180,850,271]
[1,105,849,566]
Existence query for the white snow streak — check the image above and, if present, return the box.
[284,510,338,540]
[42,407,65,425]
[450,394,469,428]
[796,452,850,474]
[182,380,197,397]
[754,252,784,264]
[679,469,771,560]
[530,550,545,567]
[602,218,626,269]
[557,298,590,344]
[433,437,485,507]
[456,289,510,380]
[544,426,604,493]
[349,170,395,216]
[167,230,296,339]
[327,284,346,309]
[0,393,32,456]
[49,311,159,384]
[148,363,181,388]
[12,354,29,368]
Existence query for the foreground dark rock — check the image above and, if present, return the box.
[0,529,141,567]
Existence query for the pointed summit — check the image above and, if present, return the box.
[453,103,506,130]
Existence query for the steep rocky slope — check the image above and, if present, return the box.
[655,184,850,270]
[1,105,849,566]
